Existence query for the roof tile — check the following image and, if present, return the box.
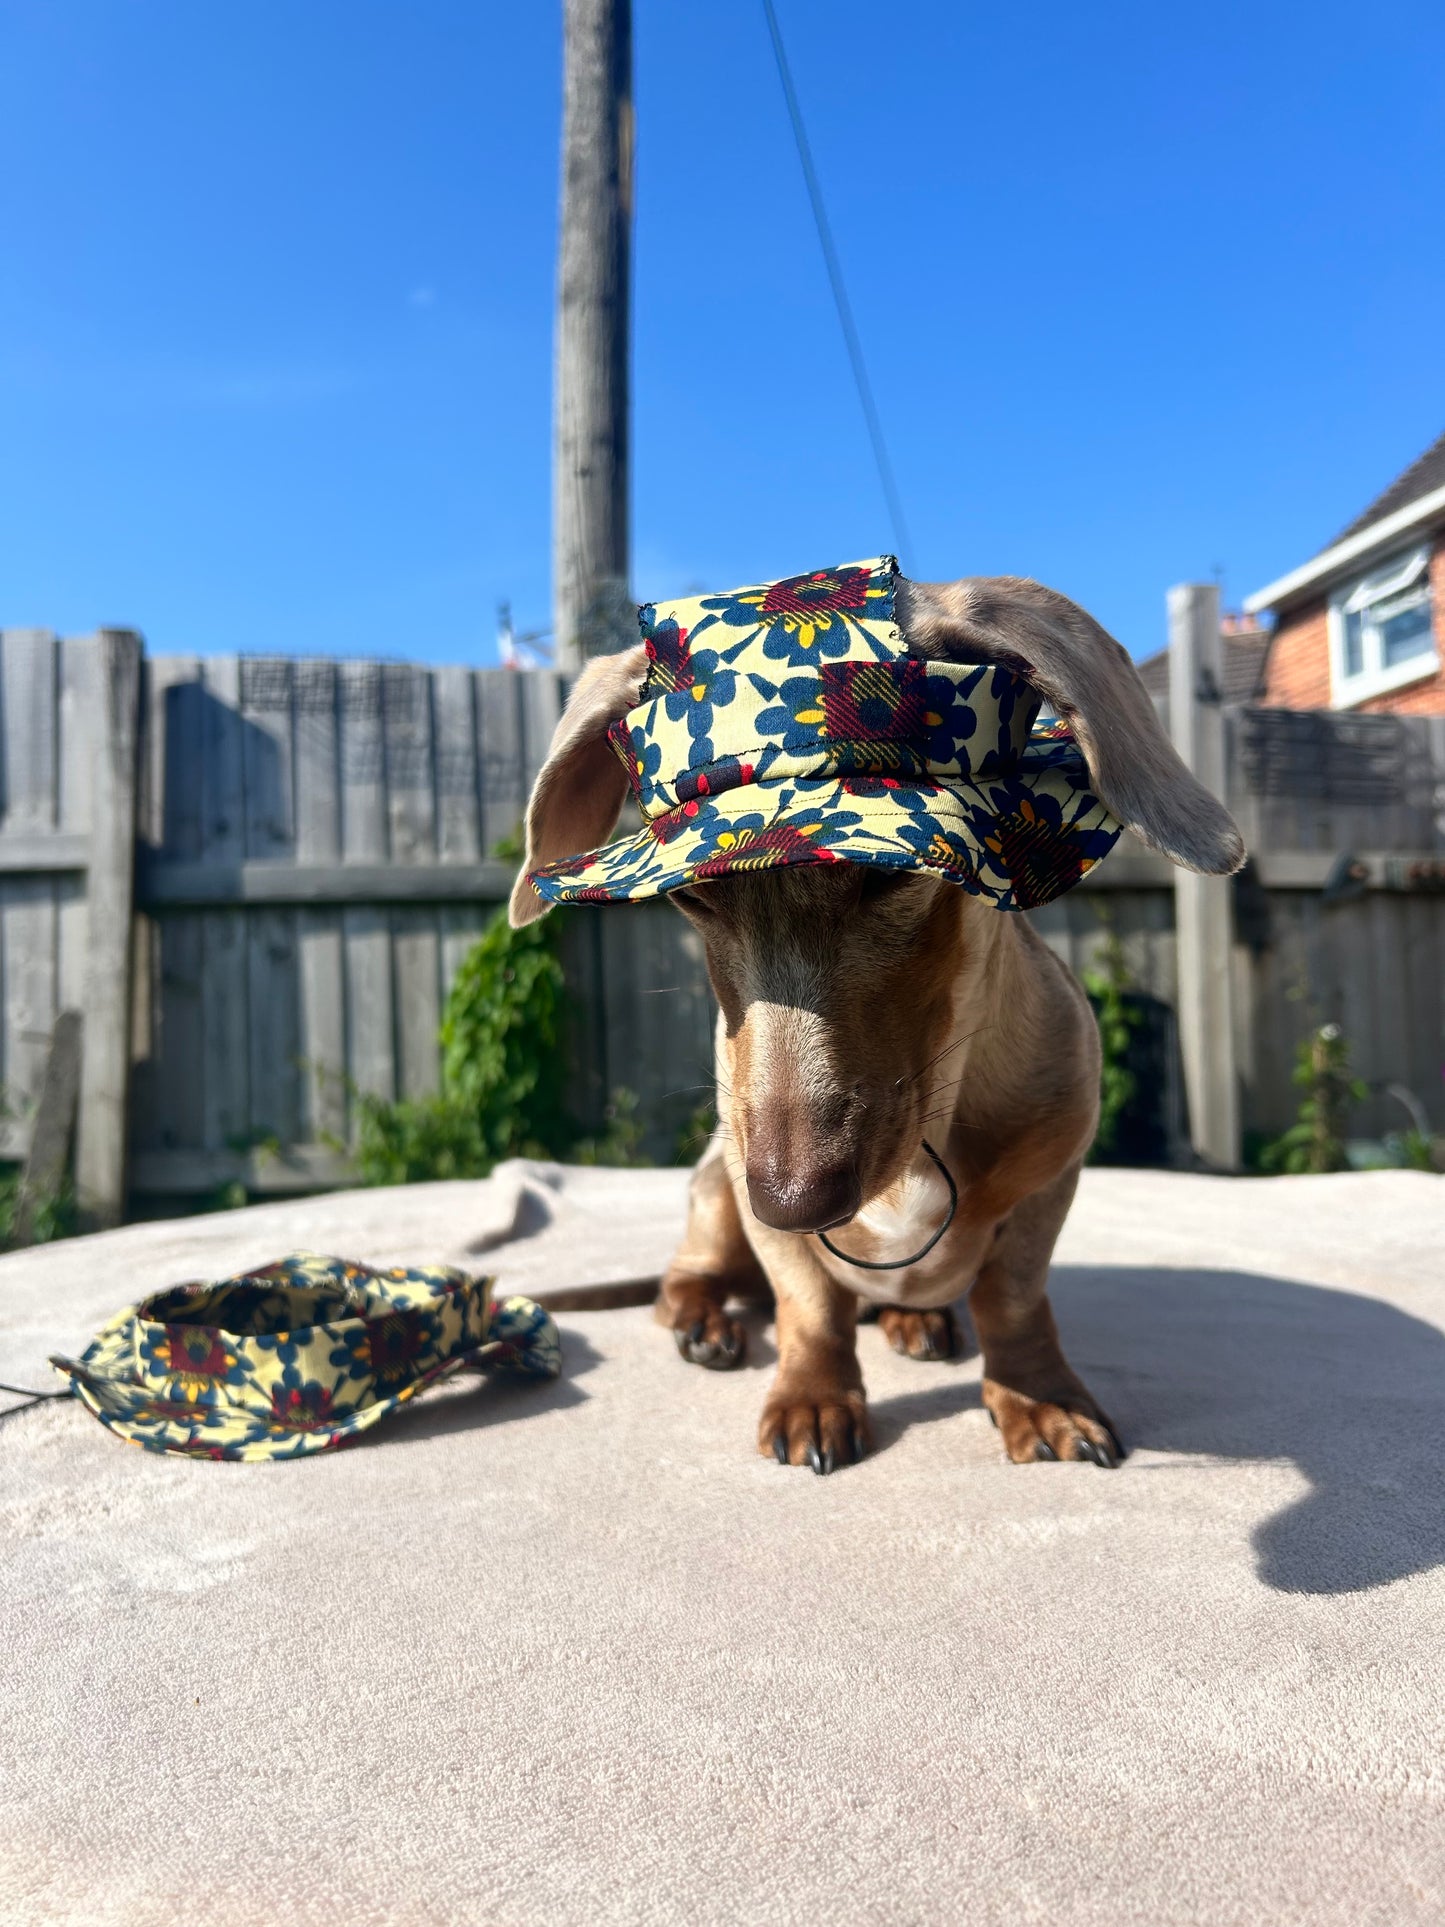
[1330,428,1445,546]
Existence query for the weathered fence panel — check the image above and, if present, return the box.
[126,657,557,1196]
[0,632,94,1154]
[0,625,1440,1204]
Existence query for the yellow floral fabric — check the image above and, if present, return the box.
[49,1252,561,1462]
[527,557,1121,914]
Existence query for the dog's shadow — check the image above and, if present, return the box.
[867,1265,1445,1599]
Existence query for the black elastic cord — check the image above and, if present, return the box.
[818,1140,958,1272]
[0,1379,72,1425]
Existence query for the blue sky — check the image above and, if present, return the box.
[3,0,1444,665]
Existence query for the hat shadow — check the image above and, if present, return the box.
[865,1265,1445,1599]
[360,1326,606,1448]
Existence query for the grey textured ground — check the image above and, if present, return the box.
[2,1165,1443,1927]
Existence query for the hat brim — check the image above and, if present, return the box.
[529,732,1121,916]
[53,1327,478,1462]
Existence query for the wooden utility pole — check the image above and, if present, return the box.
[1168,582,1240,1171]
[554,0,634,674]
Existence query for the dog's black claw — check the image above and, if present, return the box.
[821,1443,837,1476]
[806,1438,825,1476]
[850,1424,867,1463]
[986,1407,998,1429]
[677,1318,746,1371]
[699,1330,744,1372]
[1034,1438,1057,1462]
[1074,1438,1101,1466]
[772,1432,789,1465]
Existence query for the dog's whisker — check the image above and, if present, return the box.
[892,1023,994,1092]
[916,1079,963,1106]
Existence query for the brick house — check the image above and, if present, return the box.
[1242,429,1445,714]
[1135,611,1270,710]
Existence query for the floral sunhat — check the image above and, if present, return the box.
[49,1251,561,1462]
[526,556,1122,915]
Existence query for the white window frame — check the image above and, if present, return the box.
[1327,542,1438,708]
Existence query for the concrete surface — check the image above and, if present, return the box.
[2,1164,1443,1926]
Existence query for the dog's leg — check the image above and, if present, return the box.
[868,1302,963,1361]
[757,1263,868,1473]
[969,1164,1123,1467]
[656,1135,764,1370]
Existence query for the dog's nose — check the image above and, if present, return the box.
[746,1156,862,1234]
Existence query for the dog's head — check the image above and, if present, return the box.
[510,575,1244,1232]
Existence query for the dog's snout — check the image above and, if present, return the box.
[746,1155,862,1235]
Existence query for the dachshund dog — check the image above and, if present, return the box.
[511,575,1244,1473]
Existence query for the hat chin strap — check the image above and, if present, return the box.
[817,1141,958,1272]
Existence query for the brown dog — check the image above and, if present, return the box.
[511,575,1244,1473]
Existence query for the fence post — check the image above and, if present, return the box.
[75,629,142,1228]
[1168,584,1240,1170]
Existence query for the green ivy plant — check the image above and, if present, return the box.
[1081,921,1141,1163]
[349,910,570,1186]
[347,902,651,1185]
[1259,1022,1368,1174]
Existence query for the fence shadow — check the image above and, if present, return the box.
[871,1265,1445,1599]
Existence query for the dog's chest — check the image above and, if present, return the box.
[825,1163,986,1308]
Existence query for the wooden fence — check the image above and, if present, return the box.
[0,626,1440,1219]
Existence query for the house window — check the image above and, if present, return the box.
[1329,543,1438,706]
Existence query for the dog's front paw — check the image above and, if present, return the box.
[876,1304,958,1361]
[758,1385,869,1474]
[983,1377,1123,1468]
[671,1307,747,1371]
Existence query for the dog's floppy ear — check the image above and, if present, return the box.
[507,644,650,927]
[896,575,1245,875]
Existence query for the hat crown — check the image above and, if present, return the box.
[609,559,1040,823]
[529,555,1122,916]
[130,1256,486,1421]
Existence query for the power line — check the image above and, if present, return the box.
[760,0,914,562]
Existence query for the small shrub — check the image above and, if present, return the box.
[573,1088,650,1167]
[675,1099,717,1166]
[0,1163,76,1247]
[1387,1129,1436,1173]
